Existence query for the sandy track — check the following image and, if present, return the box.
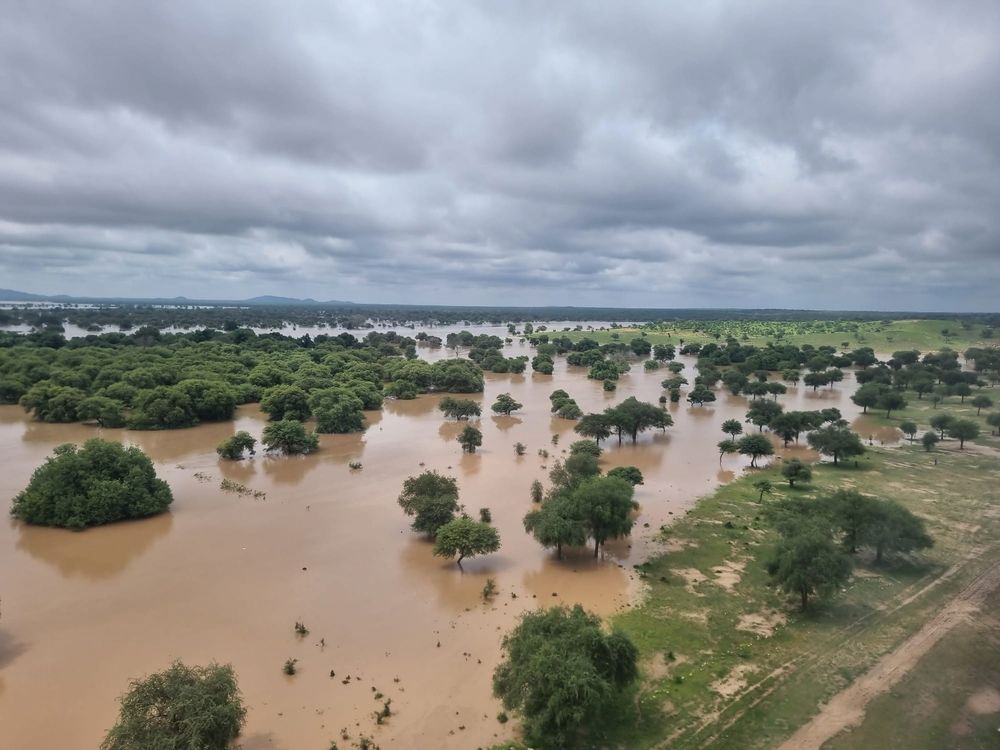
[776,558,1000,750]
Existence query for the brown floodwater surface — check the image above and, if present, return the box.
[0,352,869,748]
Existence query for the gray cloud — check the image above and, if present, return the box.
[0,0,998,311]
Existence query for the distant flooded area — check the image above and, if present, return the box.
[0,344,869,748]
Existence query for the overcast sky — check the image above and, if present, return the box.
[1,1,998,310]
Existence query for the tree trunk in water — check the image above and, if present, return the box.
[556,542,562,560]
[594,538,600,558]
[457,554,465,566]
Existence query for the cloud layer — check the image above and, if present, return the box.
[1,1,998,310]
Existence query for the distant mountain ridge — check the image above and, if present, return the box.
[0,288,354,307]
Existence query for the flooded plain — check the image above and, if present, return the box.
[0,345,870,749]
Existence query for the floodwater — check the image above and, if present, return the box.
[0,349,868,749]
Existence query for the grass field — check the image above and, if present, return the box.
[533,318,991,353]
[598,390,1000,749]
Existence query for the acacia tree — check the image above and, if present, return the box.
[948,418,980,449]
[432,516,500,565]
[859,499,933,563]
[721,419,743,439]
[458,425,483,453]
[686,384,716,406]
[574,476,636,557]
[491,393,523,415]
[929,413,954,439]
[398,471,460,536]
[261,420,320,454]
[899,421,918,442]
[781,458,812,488]
[575,413,612,445]
[493,605,638,750]
[807,425,865,466]
[921,431,939,451]
[876,391,907,418]
[988,412,1000,436]
[216,431,257,460]
[439,396,481,420]
[737,434,774,468]
[101,661,246,750]
[972,395,993,415]
[717,438,738,463]
[604,397,672,444]
[523,494,587,559]
[767,526,852,610]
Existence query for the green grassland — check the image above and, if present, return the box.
[601,390,1000,749]
[534,318,992,352]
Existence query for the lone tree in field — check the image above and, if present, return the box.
[858,499,933,563]
[737,433,774,468]
[767,526,852,610]
[899,421,918,442]
[491,393,523,416]
[721,419,743,439]
[432,516,500,565]
[439,396,481,420]
[929,413,954,439]
[971,394,993,415]
[12,439,173,529]
[493,605,638,749]
[921,431,939,451]
[807,425,865,466]
[261,419,320,454]
[101,661,246,750]
[458,425,483,453]
[216,431,257,460]
[948,418,980,449]
[781,458,813,488]
[988,412,1000,436]
[398,471,460,536]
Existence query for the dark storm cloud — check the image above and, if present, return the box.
[0,0,998,310]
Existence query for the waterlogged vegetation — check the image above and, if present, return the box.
[1,312,998,749]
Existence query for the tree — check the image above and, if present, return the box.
[260,384,310,421]
[767,526,852,610]
[988,412,1000,436]
[530,479,544,503]
[803,372,829,391]
[12,439,173,529]
[569,440,602,458]
[101,661,246,750]
[216,431,257,460]
[850,383,883,414]
[828,489,877,553]
[921,431,939,451]
[261,420,320,454]
[524,494,587,559]
[746,399,782,431]
[737,434,774,468]
[717,438,738,463]
[398,471,460,535]
[309,387,365,433]
[858,499,933,563]
[971,394,993,415]
[439,396,481,420]
[76,395,127,428]
[948,418,980,449]
[753,479,774,502]
[458,425,483,453]
[604,397,672,444]
[876,390,907,418]
[781,458,813,488]
[493,605,638,749]
[607,466,644,486]
[491,393,523,415]
[574,476,636,557]
[687,383,716,406]
[575,413,612,444]
[929,413,954,439]
[433,516,500,565]
[20,383,86,422]
[952,382,972,402]
[899,421,918,442]
[807,425,865,466]
[721,418,743,439]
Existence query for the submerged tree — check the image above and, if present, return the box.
[398,471,460,536]
[261,420,320,454]
[458,425,483,453]
[737,434,774,468]
[216,431,257,460]
[101,661,246,750]
[493,605,638,750]
[433,516,500,565]
[491,393,523,416]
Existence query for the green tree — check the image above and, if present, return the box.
[260,384,311,421]
[458,424,483,453]
[101,661,246,750]
[493,605,638,749]
[686,383,716,406]
[766,526,853,610]
[261,420,319,454]
[309,387,365,433]
[807,425,865,466]
[737,433,774,468]
[850,383,883,414]
[433,516,500,565]
[439,396,482,420]
[575,413,612,445]
[987,412,1000,436]
[717,438,738,463]
[721,419,743,439]
[746,399,783,431]
[899,420,918,442]
[19,383,86,422]
[753,478,775,502]
[524,493,587,559]
[77,395,127,428]
[929,413,954,439]
[876,390,907,418]
[781,458,812,488]
[605,397,672,444]
[859,499,933,563]
[574,476,636,557]
[948,418,979,449]
[216,431,257,460]
[607,466,644,486]
[971,394,993,415]
[921,431,939,451]
[398,471,460,535]
[12,439,173,529]
[491,393,523,415]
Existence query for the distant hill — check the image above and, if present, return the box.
[0,288,354,307]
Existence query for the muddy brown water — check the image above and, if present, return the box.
[0,350,868,748]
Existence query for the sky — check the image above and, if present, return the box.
[1,1,998,311]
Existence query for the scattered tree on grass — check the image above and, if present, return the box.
[398,471,460,536]
[858,499,933,563]
[493,605,638,750]
[987,412,1000,436]
[216,431,257,460]
[781,458,812,488]
[12,439,173,529]
[753,479,774,502]
[261,420,319,454]
[948,418,980,449]
[432,517,500,565]
[807,425,865,466]
[921,431,939,451]
[899,421,918,442]
[101,661,245,750]
[458,425,483,453]
[767,526,852,610]
[929,413,954,439]
[491,393,523,416]
[876,390,907,418]
[972,395,993,415]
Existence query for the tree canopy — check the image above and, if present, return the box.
[398,471,460,536]
[432,516,500,564]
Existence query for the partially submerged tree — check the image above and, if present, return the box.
[101,661,246,750]
[458,424,483,453]
[491,393,523,416]
[899,421,918,442]
[523,494,587,559]
[493,605,638,749]
[607,466,644,486]
[216,431,257,460]
[807,425,865,466]
[574,476,636,557]
[398,471,460,536]
[12,439,173,529]
[433,516,500,565]
[439,396,481,420]
[261,420,319,454]
[737,434,774,468]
